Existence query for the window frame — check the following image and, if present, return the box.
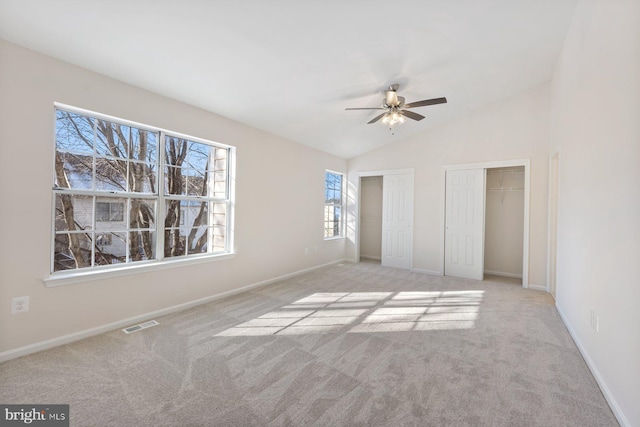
[324,170,345,240]
[49,103,235,285]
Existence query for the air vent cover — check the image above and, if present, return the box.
[122,320,159,334]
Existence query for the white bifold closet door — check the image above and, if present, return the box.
[445,169,485,280]
[381,173,413,270]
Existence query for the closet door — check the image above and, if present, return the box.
[381,173,413,269]
[445,169,485,280]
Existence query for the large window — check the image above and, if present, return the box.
[53,106,233,274]
[324,171,344,238]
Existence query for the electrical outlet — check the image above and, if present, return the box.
[304,247,309,255]
[11,296,30,314]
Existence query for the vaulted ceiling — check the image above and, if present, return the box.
[0,0,577,158]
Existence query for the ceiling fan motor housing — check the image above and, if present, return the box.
[384,91,405,108]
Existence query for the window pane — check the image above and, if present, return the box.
[94,232,126,266]
[129,230,156,261]
[213,226,226,253]
[130,199,156,230]
[164,199,183,228]
[187,227,208,254]
[55,152,93,189]
[165,136,188,167]
[95,199,125,226]
[213,202,227,226]
[95,158,127,191]
[55,194,93,232]
[53,232,92,271]
[164,228,186,258]
[214,148,228,170]
[213,172,227,198]
[324,205,341,238]
[186,169,208,196]
[187,141,212,171]
[325,172,342,203]
[334,206,342,222]
[130,129,158,163]
[95,121,128,158]
[165,166,186,195]
[184,201,208,228]
[129,162,157,193]
[56,110,94,154]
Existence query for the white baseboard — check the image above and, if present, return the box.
[0,259,350,363]
[526,284,548,292]
[556,306,630,427]
[411,268,442,276]
[484,269,523,279]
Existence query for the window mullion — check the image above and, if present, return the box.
[91,195,96,267]
[123,198,129,264]
[226,147,234,254]
[92,117,97,192]
[156,131,166,262]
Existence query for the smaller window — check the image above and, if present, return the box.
[96,202,124,222]
[324,171,344,238]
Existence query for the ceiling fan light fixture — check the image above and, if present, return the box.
[381,111,405,127]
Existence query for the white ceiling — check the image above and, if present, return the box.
[0,0,577,158]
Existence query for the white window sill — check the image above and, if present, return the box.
[44,253,235,287]
[324,236,346,241]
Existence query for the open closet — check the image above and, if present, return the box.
[359,176,383,262]
[443,160,529,287]
[484,167,524,284]
[357,170,414,269]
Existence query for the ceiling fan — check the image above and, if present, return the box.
[346,84,447,126]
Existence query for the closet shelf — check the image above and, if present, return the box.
[487,187,524,192]
[488,169,524,175]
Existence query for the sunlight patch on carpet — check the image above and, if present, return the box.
[215,290,484,337]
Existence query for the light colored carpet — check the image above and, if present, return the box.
[0,261,618,426]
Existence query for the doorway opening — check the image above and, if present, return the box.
[484,166,525,285]
[359,176,383,264]
[356,169,414,270]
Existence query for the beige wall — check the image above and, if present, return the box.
[0,41,347,355]
[347,83,550,284]
[550,0,640,425]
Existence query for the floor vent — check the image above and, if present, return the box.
[122,320,159,334]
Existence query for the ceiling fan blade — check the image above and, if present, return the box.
[367,113,387,124]
[401,110,425,121]
[345,107,385,110]
[403,97,447,109]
